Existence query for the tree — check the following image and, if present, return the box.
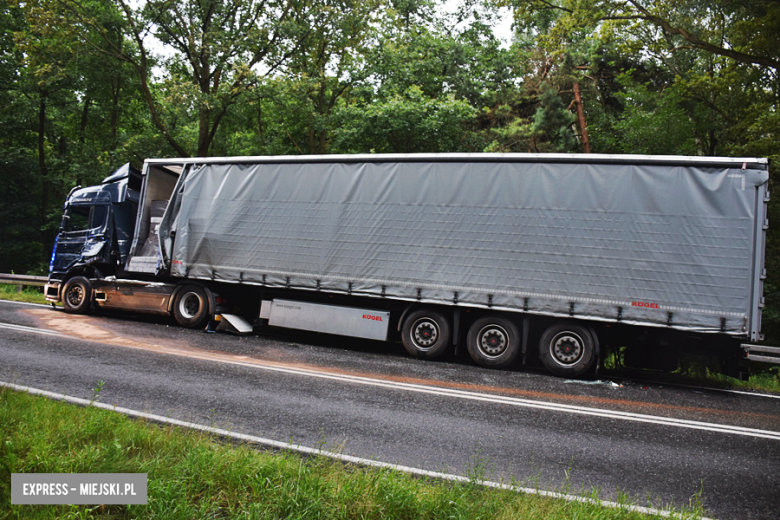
[502,0,780,68]
[0,1,42,272]
[532,83,577,151]
[7,0,88,265]
[283,0,381,154]
[50,0,313,157]
[332,85,476,153]
[589,74,698,155]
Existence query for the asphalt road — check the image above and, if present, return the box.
[1,299,779,519]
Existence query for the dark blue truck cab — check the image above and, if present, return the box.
[46,164,142,311]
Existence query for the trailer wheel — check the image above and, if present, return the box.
[466,316,520,369]
[401,309,451,360]
[62,276,92,314]
[173,285,209,329]
[539,321,595,377]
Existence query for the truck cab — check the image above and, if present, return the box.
[45,164,142,305]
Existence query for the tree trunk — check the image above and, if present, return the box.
[308,127,314,154]
[79,97,91,144]
[197,106,211,157]
[572,83,591,153]
[110,74,122,142]
[196,48,212,157]
[38,92,50,262]
[317,80,327,153]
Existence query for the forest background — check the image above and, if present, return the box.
[1,0,779,341]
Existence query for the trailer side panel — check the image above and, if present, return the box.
[163,160,769,335]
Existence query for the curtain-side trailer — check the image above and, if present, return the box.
[45,154,775,377]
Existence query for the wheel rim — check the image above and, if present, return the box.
[66,285,84,307]
[179,292,202,320]
[550,331,584,366]
[411,318,439,349]
[477,325,509,357]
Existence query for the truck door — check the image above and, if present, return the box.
[50,204,109,274]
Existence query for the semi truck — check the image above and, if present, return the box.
[45,154,776,377]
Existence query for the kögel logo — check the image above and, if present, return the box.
[362,314,383,321]
[632,301,659,309]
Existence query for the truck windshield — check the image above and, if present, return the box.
[63,205,107,233]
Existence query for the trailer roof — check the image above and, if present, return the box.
[144,153,768,170]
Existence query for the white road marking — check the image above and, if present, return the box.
[3,317,780,440]
[0,381,711,519]
[716,388,780,399]
[0,322,62,336]
[0,300,56,309]
[201,358,780,440]
[565,377,780,400]
[3,297,778,400]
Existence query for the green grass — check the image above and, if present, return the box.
[674,353,780,393]
[0,388,702,520]
[602,347,780,394]
[622,364,780,394]
[0,283,48,305]
[729,364,780,392]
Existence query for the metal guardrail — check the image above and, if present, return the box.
[0,273,48,286]
[742,343,780,365]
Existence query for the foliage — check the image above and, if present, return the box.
[532,83,577,151]
[590,74,698,155]
[42,0,312,158]
[0,283,47,304]
[332,86,476,153]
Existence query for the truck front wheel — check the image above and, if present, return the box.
[401,309,451,360]
[173,285,210,329]
[466,316,520,369]
[62,276,92,314]
[539,321,595,377]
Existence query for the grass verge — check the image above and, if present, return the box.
[0,283,48,305]
[602,348,780,394]
[695,363,780,393]
[606,365,780,394]
[0,387,702,519]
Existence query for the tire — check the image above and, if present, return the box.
[538,321,595,377]
[401,309,451,360]
[466,316,520,369]
[173,285,210,329]
[61,276,92,314]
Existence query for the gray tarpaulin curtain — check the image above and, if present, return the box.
[161,159,768,333]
